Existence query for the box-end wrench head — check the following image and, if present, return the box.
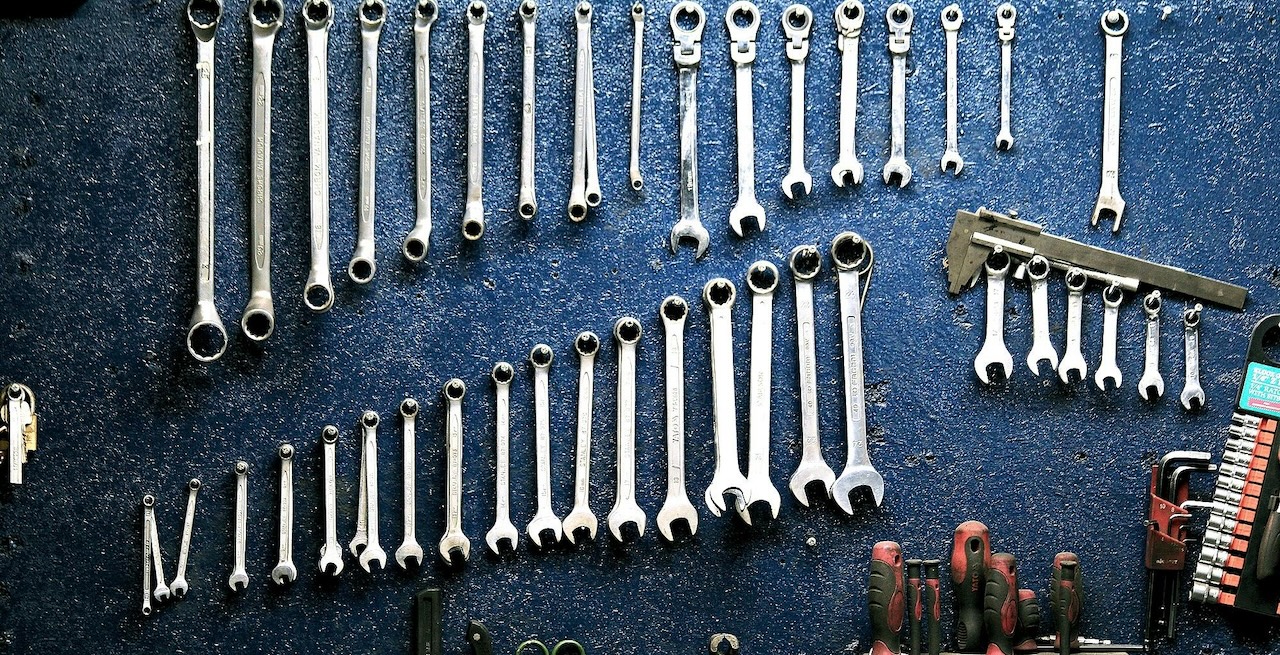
[608,318,647,541]
[486,363,520,555]
[528,345,564,549]
[657,297,699,541]
[830,233,884,511]
[973,249,1014,385]
[1138,291,1165,400]
[703,279,750,516]
[787,246,835,506]
[563,333,601,544]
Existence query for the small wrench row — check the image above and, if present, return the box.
[973,249,1208,410]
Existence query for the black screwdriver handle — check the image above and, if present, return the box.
[983,553,1019,655]
[870,541,906,655]
[1050,552,1082,651]
[951,521,992,652]
[1014,589,1040,653]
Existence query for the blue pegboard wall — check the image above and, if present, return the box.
[1,0,1279,652]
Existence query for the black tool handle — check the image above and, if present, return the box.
[1014,589,1039,653]
[923,560,942,655]
[1257,495,1280,579]
[951,521,991,652]
[415,588,443,655]
[1050,553,1082,652]
[983,553,1019,655]
[870,541,905,655]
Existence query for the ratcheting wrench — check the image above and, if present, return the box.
[830,232,884,511]
[1180,304,1205,411]
[241,0,283,342]
[657,297,698,541]
[185,0,228,361]
[1092,10,1129,232]
[564,332,601,543]
[973,249,1014,384]
[529,345,564,547]
[1095,284,1124,391]
[832,0,864,186]
[396,399,424,568]
[629,3,646,192]
[737,262,781,524]
[271,443,297,585]
[1025,255,1059,375]
[318,425,344,575]
[357,411,386,572]
[609,318,647,541]
[569,2,601,220]
[1058,268,1089,384]
[1138,291,1165,400]
[487,363,519,554]
[726,1,765,236]
[170,478,200,597]
[517,1,537,221]
[669,1,710,258]
[883,3,913,187]
[228,460,249,591]
[348,0,384,284]
[462,2,489,241]
[303,0,334,312]
[404,0,437,261]
[781,4,813,199]
[704,279,749,516]
[788,245,835,505]
[440,379,471,563]
[940,4,963,174]
[994,3,1015,150]
[142,495,155,615]
[146,494,170,602]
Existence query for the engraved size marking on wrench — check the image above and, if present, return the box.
[517,1,538,221]
[1025,255,1059,375]
[1058,268,1090,384]
[303,0,334,311]
[396,399,424,568]
[832,0,865,187]
[609,318,647,541]
[657,297,698,541]
[142,495,154,615]
[737,262,781,524]
[170,478,200,597]
[1094,284,1124,391]
[462,2,489,241]
[146,495,170,602]
[272,443,297,585]
[242,0,283,342]
[883,3,913,187]
[1180,304,1205,411]
[348,0,384,284]
[669,1,710,258]
[186,0,228,361]
[703,279,749,516]
[440,379,471,563]
[228,460,249,591]
[569,2,601,220]
[486,363,519,554]
[1092,10,1129,233]
[994,3,1015,151]
[781,4,813,199]
[830,233,884,511]
[529,345,564,547]
[318,425,344,575]
[404,0,437,262]
[1138,291,1165,400]
[629,3,646,192]
[357,411,386,572]
[564,333,601,543]
[940,4,964,174]
[974,249,1014,384]
[788,246,835,506]
[726,1,765,236]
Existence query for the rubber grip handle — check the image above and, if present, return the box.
[869,541,905,655]
[983,553,1019,655]
[416,588,443,655]
[923,560,942,655]
[1258,495,1280,579]
[1013,589,1040,653]
[951,521,991,652]
[906,559,923,655]
[1050,552,1082,650]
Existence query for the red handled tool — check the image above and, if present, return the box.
[951,521,991,652]
[983,553,1019,655]
[906,560,923,655]
[1013,589,1039,653]
[869,541,905,655]
[1050,553,1082,654]
[923,560,942,655]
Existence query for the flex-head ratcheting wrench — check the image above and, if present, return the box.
[486,363,519,554]
[241,0,283,342]
[303,0,334,312]
[830,233,884,511]
[517,1,537,221]
[883,3,913,187]
[228,461,249,591]
[832,0,864,186]
[973,248,1014,384]
[1138,291,1165,400]
[186,0,228,361]
[995,3,1015,150]
[318,425,344,575]
[1092,10,1128,233]
[1058,268,1089,384]
[669,2,710,258]
[657,297,698,541]
[348,0,384,284]
[564,333,601,543]
[940,4,964,174]
[737,262,781,524]
[704,279,750,516]
[780,4,812,199]
[609,318,647,541]
[1180,304,1205,411]
[726,1,765,236]
[396,399,424,568]
[357,411,386,571]
[1025,255,1059,375]
[1095,284,1124,391]
[272,443,297,585]
[440,379,471,563]
[788,246,835,505]
[170,478,200,597]
[404,0,437,261]
[629,3,646,192]
[529,345,564,547]
[462,2,489,241]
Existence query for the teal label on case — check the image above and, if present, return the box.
[1240,362,1280,418]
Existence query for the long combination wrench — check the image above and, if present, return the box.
[882,3,913,188]
[228,460,249,591]
[462,2,489,241]
[517,1,538,221]
[318,425,344,575]
[146,494,170,602]
[726,1,765,236]
[303,0,334,312]
[1058,268,1089,384]
[170,478,200,597]
[142,495,155,615]
[628,3,645,192]
[737,262,781,524]
[1138,291,1165,400]
[271,443,297,585]
[940,4,963,174]
[241,0,283,342]
[1025,255,1059,375]
[780,4,813,199]
[397,399,424,568]
[1095,284,1124,391]
[657,297,698,541]
[832,0,864,187]
[973,249,1013,385]
[529,345,564,547]
[348,0,384,284]
[404,0,437,262]
[830,232,884,512]
[669,1,710,258]
[703,279,750,516]
[564,332,601,543]
[486,363,519,554]
[569,1,602,221]
[787,245,835,506]
[440,379,471,563]
[609,318,647,541]
[1092,9,1129,233]
[994,3,1015,150]
[355,411,386,572]
[185,0,228,362]
[1180,305,1205,411]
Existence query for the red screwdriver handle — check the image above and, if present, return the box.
[1013,589,1040,653]
[869,541,906,655]
[951,521,992,652]
[983,553,1019,655]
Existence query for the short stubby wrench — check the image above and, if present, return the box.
[318,425,344,575]
[569,2,601,220]
[780,4,813,199]
[1180,304,1205,411]
[396,399,424,568]
[170,478,201,597]
[142,495,155,615]
[440,379,471,563]
[657,297,698,541]
[146,494,171,602]
[832,0,865,187]
[358,411,386,572]
[788,246,835,506]
[974,249,1014,384]
[1025,255,1059,375]
[726,2,765,236]
[1058,268,1090,384]
[229,460,249,591]
[994,3,1015,151]
[882,3,913,187]
[528,345,564,547]
[1092,10,1128,233]
[669,2,710,258]
[830,232,885,511]
[241,0,283,342]
[486,363,519,554]
[186,0,228,361]
[462,2,489,241]
[737,262,781,524]
[564,332,601,543]
[302,0,334,312]
[703,279,749,516]
[272,443,297,585]
[1138,291,1165,400]
[609,318,647,541]
[347,0,384,284]
[1094,284,1124,391]
[404,0,437,262]
[629,3,646,192]
[940,4,964,174]
[517,1,538,221]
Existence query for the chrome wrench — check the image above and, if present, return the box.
[787,245,834,506]
[1058,268,1089,384]
[348,0,384,284]
[882,3,913,187]
[657,297,698,541]
[832,0,864,187]
[170,478,200,597]
[994,3,1015,150]
[462,2,488,241]
[396,399,424,568]
[780,4,812,199]
[1138,291,1165,400]
[146,494,170,602]
[1094,284,1124,391]
[357,411,386,572]
[564,332,601,544]
[703,278,749,516]
[973,249,1014,385]
[629,3,646,192]
[737,261,781,524]
[1180,304,1205,411]
[302,0,334,312]
[228,460,249,591]
[582,2,601,210]
[404,0,437,262]
[142,495,155,615]
[669,1,710,258]
[830,232,884,511]
[608,318,646,541]
[518,1,538,221]
[726,1,765,236]
[271,443,297,585]
[529,344,563,547]
[1025,255,1059,375]
[440,379,471,563]
[486,363,519,554]
[318,425,344,575]
[568,2,597,220]
[241,0,283,342]
[1092,10,1129,232]
[940,4,963,174]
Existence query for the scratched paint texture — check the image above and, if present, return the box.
[1,0,1279,652]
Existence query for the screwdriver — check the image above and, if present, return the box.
[907,560,923,655]
[923,560,942,655]
[869,541,905,655]
[1014,589,1040,653]
[951,521,991,652]
[983,553,1019,655]
[1050,553,1082,655]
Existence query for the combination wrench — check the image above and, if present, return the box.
[609,318,647,541]
[396,399,424,568]
[142,495,154,615]
[973,249,1014,385]
[1138,291,1165,400]
[1025,255,1059,375]
[830,232,884,512]
[404,0,437,262]
[657,297,698,541]
[271,443,297,585]
[1180,305,1205,411]
[726,1,765,236]
[737,262,781,524]
[629,3,645,192]
[486,363,519,554]
[170,478,200,597]
[185,0,228,361]
[1058,268,1089,384]
[348,0,384,284]
[703,279,749,516]
[780,4,813,199]
[228,460,249,591]
[669,1,710,258]
[883,3,913,188]
[787,245,834,506]
[1095,284,1124,391]
[462,2,489,241]
[569,2,602,220]
[440,379,471,563]
[146,493,170,602]
[318,425,344,575]
[564,332,601,543]
[831,0,864,187]
[940,4,963,174]
[241,0,283,342]
[518,1,538,221]
[1092,10,1129,233]
[994,3,1015,151]
[357,411,386,572]
[528,345,564,547]
[303,0,334,312]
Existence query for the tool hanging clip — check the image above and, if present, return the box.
[0,383,38,485]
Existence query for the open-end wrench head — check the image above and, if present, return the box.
[395,539,424,569]
[561,508,597,544]
[485,520,519,555]
[438,533,471,565]
[527,512,563,549]
[940,151,964,176]
[606,502,646,542]
[318,544,344,576]
[735,486,780,525]
[228,570,248,592]
[358,543,386,572]
[670,220,710,259]
[831,158,864,188]
[271,561,298,585]
[789,460,836,507]
[782,170,812,200]
[169,578,188,598]
[1139,370,1166,400]
[703,477,747,517]
[882,159,912,188]
[831,465,885,513]
[656,497,698,542]
[729,199,766,237]
[1091,194,1126,233]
